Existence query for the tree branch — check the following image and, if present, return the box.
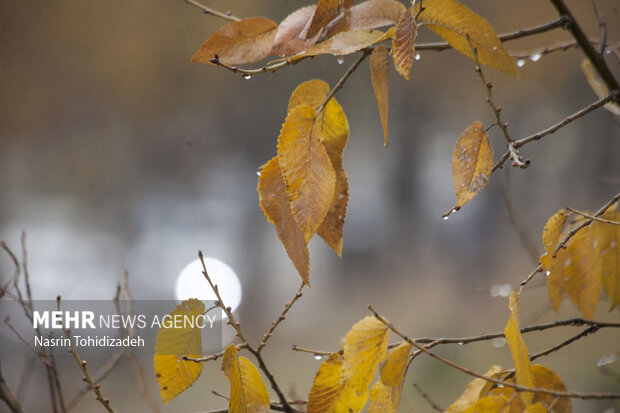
[0,361,23,413]
[182,0,240,22]
[258,282,305,352]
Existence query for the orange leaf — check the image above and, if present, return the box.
[302,0,343,40]
[270,6,321,56]
[191,17,277,65]
[391,7,417,80]
[370,45,390,147]
[326,0,406,37]
[450,121,493,210]
[277,105,337,242]
[302,29,387,57]
[258,157,310,285]
[288,79,331,113]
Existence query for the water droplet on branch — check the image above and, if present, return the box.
[530,53,541,62]
[516,59,526,68]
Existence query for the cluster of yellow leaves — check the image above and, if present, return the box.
[446,293,572,413]
[153,299,205,404]
[540,205,620,318]
[308,316,411,413]
[258,80,349,285]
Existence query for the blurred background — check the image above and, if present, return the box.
[0,0,619,411]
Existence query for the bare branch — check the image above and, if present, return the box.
[182,0,240,22]
[567,207,620,225]
[258,282,305,352]
[0,360,23,413]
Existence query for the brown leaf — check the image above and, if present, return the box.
[277,105,337,243]
[370,45,390,147]
[258,157,310,285]
[288,79,331,113]
[270,6,321,56]
[451,121,493,210]
[326,0,406,37]
[191,17,277,65]
[302,0,343,40]
[416,0,518,77]
[392,7,417,80]
[302,29,387,57]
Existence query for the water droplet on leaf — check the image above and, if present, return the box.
[517,59,526,68]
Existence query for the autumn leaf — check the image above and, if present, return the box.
[416,0,518,77]
[463,395,509,413]
[301,29,387,57]
[525,403,548,413]
[325,0,406,37]
[391,7,417,80]
[287,79,350,256]
[258,157,309,285]
[540,210,568,310]
[222,344,270,413]
[563,227,601,319]
[581,59,620,116]
[307,354,345,413]
[504,292,535,407]
[597,205,620,309]
[367,342,412,412]
[370,45,390,147]
[191,17,277,65]
[541,210,567,253]
[450,121,493,212]
[444,365,502,413]
[154,299,204,404]
[302,0,343,40]
[270,6,321,56]
[334,316,389,412]
[277,105,336,242]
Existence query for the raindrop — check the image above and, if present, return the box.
[338,193,345,199]
[256,170,261,177]
[516,59,526,68]
[337,56,344,64]
[458,342,464,346]
[597,352,617,366]
[415,53,421,61]
[530,53,542,62]
[442,215,449,221]
[605,48,612,55]
[492,337,507,348]
[492,46,497,51]
[497,384,504,388]
[314,354,323,360]
[545,270,551,277]
[242,74,252,80]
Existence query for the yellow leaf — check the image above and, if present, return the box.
[463,395,509,413]
[222,345,270,413]
[270,6,321,56]
[525,402,548,413]
[451,121,493,209]
[504,292,535,407]
[367,342,412,412]
[597,205,620,309]
[287,79,350,256]
[370,45,390,147]
[337,316,389,412]
[325,0,406,37]
[154,299,204,404]
[563,227,600,319]
[581,59,620,116]
[445,365,502,413]
[416,0,518,77]
[191,18,277,65]
[258,157,310,285]
[303,0,343,39]
[307,354,345,413]
[277,105,337,242]
[391,7,417,80]
[302,29,387,57]
[541,210,567,254]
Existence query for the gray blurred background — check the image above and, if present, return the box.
[0,0,619,412]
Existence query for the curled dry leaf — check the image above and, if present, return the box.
[270,6,321,56]
[504,292,535,407]
[450,121,493,210]
[258,157,310,285]
[392,7,417,80]
[191,17,277,65]
[416,0,518,77]
[302,0,343,40]
[153,299,204,404]
[222,345,270,413]
[277,105,336,243]
[326,0,406,37]
[370,45,390,147]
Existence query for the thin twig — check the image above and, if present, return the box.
[182,0,240,22]
[290,345,336,357]
[412,383,443,412]
[530,325,599,362]
[567,207,620,225]
[198,252,298,413]
[316,48,372,116]
[591,0,607,55]
[553,191,620,255]
[0,360,23,413]
[519,265,543,293]
[369,306,620,400]
[258,282,305,352]
[502,169,539,264]
[182,343,247,363]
